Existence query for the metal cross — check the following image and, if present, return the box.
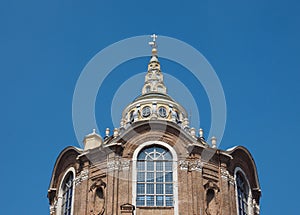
[149,34,158,48]
[151,34,157,42]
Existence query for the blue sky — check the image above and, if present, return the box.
[1,0,300,214]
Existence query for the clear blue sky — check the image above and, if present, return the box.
[1,0,299,214]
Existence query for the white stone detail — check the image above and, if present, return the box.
[75,169,89,186]
[221,167,229,180]
[179,160,202,172]
[253,199,260,215]
[220,167,235,185]
[179,160,189,170]
[107,160,130,171]
[49,199,57,214]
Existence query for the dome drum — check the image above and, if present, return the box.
[120,95,189,129]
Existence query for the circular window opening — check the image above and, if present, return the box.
[142,106,151,117]
[158,107,167,118]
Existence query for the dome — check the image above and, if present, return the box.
[119,38,190,129]
[133,92,174,102]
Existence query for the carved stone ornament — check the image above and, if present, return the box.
[253,199,260,215]
[220,167,235,185]
[107,160,130,171]
[89,178,106,192]
[179,160,202,172]
[75,169,89,186]
[179,160,189,170]
[49,204,56,214]
[49,198,58,214]
[190,160,203,171]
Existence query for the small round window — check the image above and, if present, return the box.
[142,106,151,117]
[158,107,167,118]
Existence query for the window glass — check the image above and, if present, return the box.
[142,106,151,117]
[61,172,73,215]
[236,172,249,215]
[136,145,174,207]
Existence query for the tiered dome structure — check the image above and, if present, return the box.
[120,38,190,131]
[47,35,261,215]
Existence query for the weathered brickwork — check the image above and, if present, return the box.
[48,122,261,215]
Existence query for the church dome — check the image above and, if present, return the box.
[119,36,190,129]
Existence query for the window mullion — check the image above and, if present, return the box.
[163,159,166,207]
[136,146,173,207]
[154,159,156,206]
[144,160,146,206]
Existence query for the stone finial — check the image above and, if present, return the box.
[83,129,103,150]
[120,119,125,128]
[190,127,196,138]
[105,128,110,137]
[182,117,189,128]
[199,128,204,138]
[211,136,217,148]
[113,128,119,138]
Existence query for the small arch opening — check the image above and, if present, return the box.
[206,189,215,205]
[96,188,104,199]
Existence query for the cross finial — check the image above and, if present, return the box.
[149,34,158,49]
[151,34,157,42]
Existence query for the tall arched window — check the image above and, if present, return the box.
[236,171,249,215]
[136,145,173,207]
[61,172,74,215]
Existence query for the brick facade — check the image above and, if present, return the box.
[48,38,261,214]
[48,121,261,215]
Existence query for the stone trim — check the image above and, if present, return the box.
[253,199,260,215]
[49,200,57,215]
[107,160,130,171]
[132,141,178,215]
[55,167,76,215]
[75,169,89,186]
[179,160,203,171]
[220,167,235,185]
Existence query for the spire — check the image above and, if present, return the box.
[142,34,167,95]
[149,34,158,62]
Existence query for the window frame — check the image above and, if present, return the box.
[234,167,253,215]
[57,167,76,215]
[132,141,178,215]
[136,146,173,207]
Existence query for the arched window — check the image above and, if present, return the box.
[136,145,173,207]
[61,172,74,215]
[236,171,249,215]
[145,85,151,93]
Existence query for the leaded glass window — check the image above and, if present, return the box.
[136,146,173,207]
[237,172,249,215]
[61,172,73,215]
